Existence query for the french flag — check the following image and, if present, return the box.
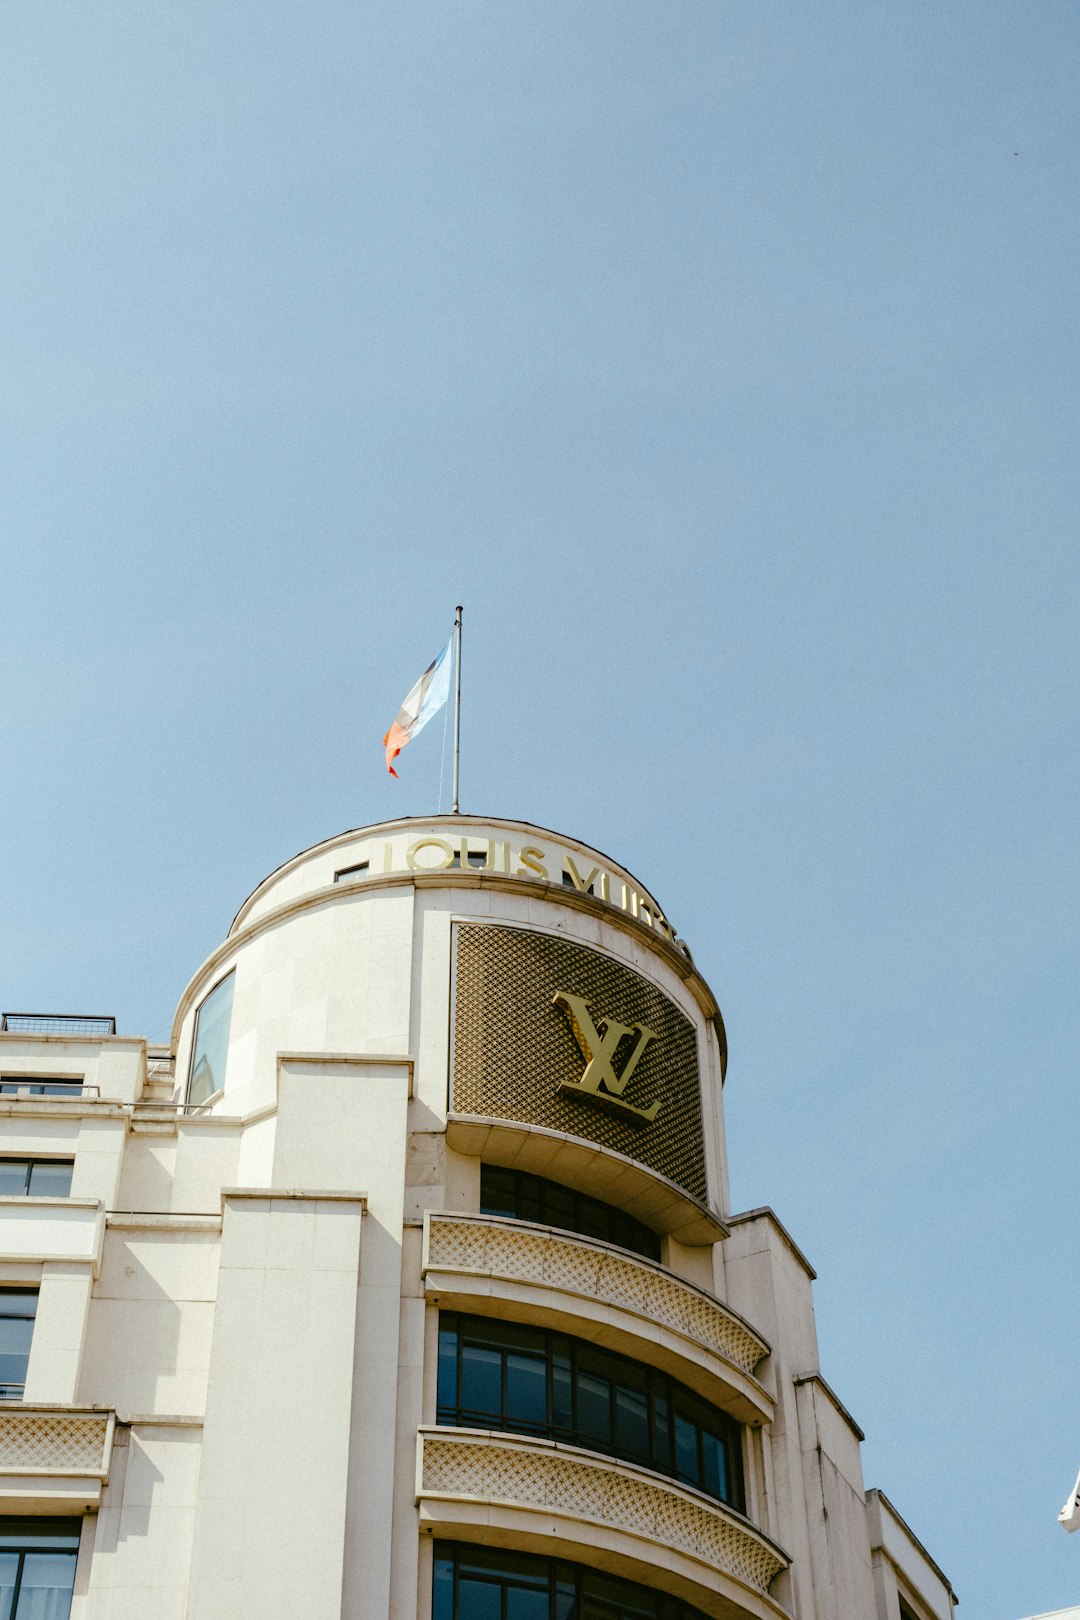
[382,639,453,777]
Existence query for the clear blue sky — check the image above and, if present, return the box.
[1,5,1077,1614]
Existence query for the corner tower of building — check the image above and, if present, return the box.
[0,815,956,1620]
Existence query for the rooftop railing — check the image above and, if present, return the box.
[0,1014,117,1037]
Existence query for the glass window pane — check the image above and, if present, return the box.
[0,1166,28,1197]
[553,1564,577,1619]
[0,1321,33,1356]
[673,1413,699,1487]
[551,1352,573,1433]
[26,1164,73,1199]
[438,1321,459,1415]
[506,1586,548,1620]
[479,1168,516,1218]
[14,1552,77,1620]
[576,1368,612,1451]
[0,1302,36,1395]
[543,1183,574,1230]
[505,1352,547,1429]
[432,1554,454,1620]
[614,1385,650,1463]
[0,1552,17,1620]
[576,1196,608,1242]
[460,1344,502,1421]
[581,1569,657,1619]
[0,1298,36,1320]
[700,1429,725,1501]
[188,974,235,1107]
[457,1576,501,1620]
[516,1179,541,1224]
[651,1390,670,1470]
[0,1527,80,1553]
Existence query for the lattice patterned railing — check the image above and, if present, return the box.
[0,1410,112,1475]
[426,1214,768,1378]
[420,1431,788,1599]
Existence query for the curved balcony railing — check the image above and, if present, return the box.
[417,1428,790,1618]
[423,1212,772,1422]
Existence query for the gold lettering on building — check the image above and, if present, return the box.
[552,991,661,1123]
[406,837,455,871]
[332,832,693,962]
[563,856,600,894]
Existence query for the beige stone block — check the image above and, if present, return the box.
[264,1202,315,1271]
[311,1202,362,1272]
[218,1202,270,1270]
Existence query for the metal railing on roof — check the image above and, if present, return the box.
[0,1014,117,1037]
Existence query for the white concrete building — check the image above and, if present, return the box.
[0,815,957,1620]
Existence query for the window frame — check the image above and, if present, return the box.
[437,1311,745,1514]
[434,1540,713,1620]
[0,1517,82,1620]
[0,1079,85,1098]
[186,970,236,1109]
[0,1290,38,1402]
[0,1160,75,1198]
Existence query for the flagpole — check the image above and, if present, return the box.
[451,605,463,814]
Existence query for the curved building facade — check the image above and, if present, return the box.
[0,816,956,1620]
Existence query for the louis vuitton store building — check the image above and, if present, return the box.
[0,816,956,1620]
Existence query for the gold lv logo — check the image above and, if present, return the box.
[553,991,661,1123]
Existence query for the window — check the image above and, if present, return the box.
[187,972,235,1107]
[480,1166,662,1264]
[438,1313,744,1512]
[0,1293,36,1401]
[0,1519,81,1619]
[334,861,369,882]
[0,1081,83,1098]
[0,1162,73,1198]
[434,1542,712,1620]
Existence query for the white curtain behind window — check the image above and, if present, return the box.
[13,1553,76,1620]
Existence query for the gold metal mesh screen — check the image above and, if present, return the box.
[453,923,706,1202]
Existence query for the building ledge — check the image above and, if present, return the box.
[0,1406,114,1511]
[417,1426,790,1620]
[446,1115,726,1245]
[866,1487,958,1610]
[792,1374,865,1444]
[0,1198,106,1277]
[725,1208,817,1281]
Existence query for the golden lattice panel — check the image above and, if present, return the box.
[0,1412,109,1474]
[422,1433,787,1597]
[453,924,707,1202]
[428,1216,768,1377]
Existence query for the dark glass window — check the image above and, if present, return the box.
[0,1162,74,1199]
[434,1542,712,1620]
[0,1294,36,1400]
[480,1167,662,1264]
[438,1313,744,1513]
[0,1519,80,1620]
[0,1080,83,1098]
[187,973,235,1107]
